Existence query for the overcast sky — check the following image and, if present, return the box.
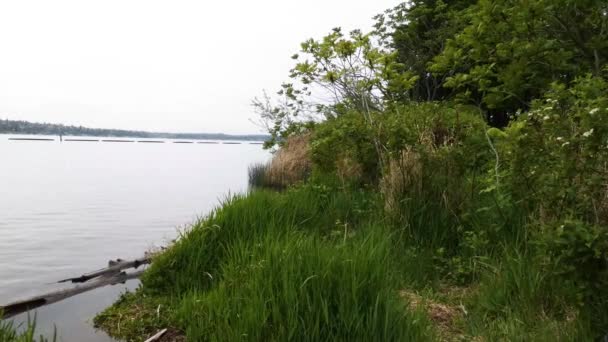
[0,0,400,134]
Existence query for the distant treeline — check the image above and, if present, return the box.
[0,119,269,141]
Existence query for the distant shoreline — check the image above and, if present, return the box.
[3,135,266,145]
[0,119,269,142]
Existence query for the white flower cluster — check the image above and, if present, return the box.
[556,136,571,147]
[582,129,594,138]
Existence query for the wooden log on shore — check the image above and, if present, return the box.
[0,256,154,320]
[144,328,168,342]
[57,257,150,284]
[0,270,144,320]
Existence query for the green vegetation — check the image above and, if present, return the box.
[0,119,268,141]
[96,187,433,341]
[96,1,608,341]
[0,315,55,342]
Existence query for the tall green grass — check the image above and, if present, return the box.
[462,249,593,341]
[97,175,608,341]
[0,315,55,342]
[247,162,275,189]
[174,229,432,341]
[98,183,435,340]
[143,184,379,295]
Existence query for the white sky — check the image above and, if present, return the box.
[0,0,400,134]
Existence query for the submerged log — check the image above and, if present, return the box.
[1,256,152,320]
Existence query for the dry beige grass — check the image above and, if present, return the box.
[400,289,474,342]
[335,155,363,185]
[379,120,463,216]
[380,147,423,213]
[265,134,312,188]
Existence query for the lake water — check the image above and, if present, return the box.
[0,135,270,341]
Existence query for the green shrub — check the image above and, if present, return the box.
[501,75,608,224]
[533,220,608,298]
[378,103,494,257]
[311,111,380,184]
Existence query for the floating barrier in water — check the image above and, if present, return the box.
[6,136,262,145]
[64,139,99,142]
[8,138,55,141]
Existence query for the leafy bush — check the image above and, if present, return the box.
[378,103,491,249]
[492,75,608,332]
[533,220,608,297]
[311,111,379,184]
[501,75,608,223]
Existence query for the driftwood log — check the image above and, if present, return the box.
[57,257,150,283]
[145,328,168,342]
[1,257,151,320]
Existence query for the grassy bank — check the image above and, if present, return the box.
[94,0,608,339]
[96,185,432,341]
[95,102,608,341]
[98,83,608,341]
[94,171,604,341]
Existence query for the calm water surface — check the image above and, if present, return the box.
[0,135,269,341]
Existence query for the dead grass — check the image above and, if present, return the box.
[335,155,363,185]
[93,291,172,342]
[154,328,186,342]
[264,134,312,188]
[380,148,422,213]
[400,288,476,342]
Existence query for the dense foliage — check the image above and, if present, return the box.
[250,0,608,339]
[94,1,608,341]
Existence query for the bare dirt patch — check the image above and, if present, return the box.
[400,289,473,341]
